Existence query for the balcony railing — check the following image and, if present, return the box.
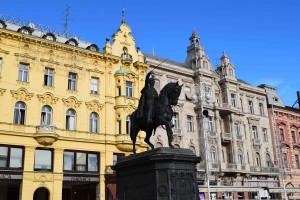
[237,135,243,140]
[208,131,217,138]
[241,165,246,170]
[250,166,279,173]
[36,125,57,134]
[221,132,232,141]
[211,163,219,169]
[252,139,261,145]
[226,163,237,169]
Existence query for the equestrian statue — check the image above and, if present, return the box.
[130,71,182,154]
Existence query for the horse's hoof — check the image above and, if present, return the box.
[169,144,174,148]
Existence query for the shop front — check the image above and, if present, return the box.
[0,173,22,200]
[62,175,99,200]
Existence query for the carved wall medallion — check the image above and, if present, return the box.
[62,96,82,108]
[11,88,34,101]
[85,100,103,112]
[37,93,59,105]
[34,174,53,182]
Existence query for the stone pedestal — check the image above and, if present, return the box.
[114,147,201,200]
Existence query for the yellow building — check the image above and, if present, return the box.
[0,15,148,200]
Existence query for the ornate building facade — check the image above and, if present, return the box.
[0,16,149,200]
[145,32,281,199]
[260,84,300,199]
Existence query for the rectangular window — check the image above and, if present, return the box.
[34,148,52,171]
[91,77,99,94]
[187,115,193,132]
[259,103,264,116]
[172,113,179,129]
[76,152,86,171]
[0,146,23,169]
[234,123,240,135]
[63,151,74,171]
[248,100,254,114]
[238,154,243,165]
[208,117,213,132]
[292,131,296,143]
[117,86,121,96]
[240,99,243,111]
[63,151,99,173]
[283,153,289,168]
[18,63,29,82]
[231,93,236,107]
[252,126,258,139]
[68,72,77,90]
[126,81,133,97]
[118,120,122,134]
[113,153,125,165]
[262,128,268,142]
[44,68,54,86]
[279,128,285,141]
[295,155,300,169]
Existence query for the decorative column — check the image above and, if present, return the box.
[230,114,238,164]
[215,112,223,164]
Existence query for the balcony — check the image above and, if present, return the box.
[252,139,261,146]
[226,163,237,169]
[250,166,279,173]
[121,54,133,65]
[34,125,59,146]
[236,135,243,141]
[208,131,217,138]
[115,134,138,152]
[221,132,232,142]
[217,103,239,114]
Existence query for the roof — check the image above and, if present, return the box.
[144,53,191,69]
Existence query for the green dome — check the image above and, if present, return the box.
[115,69,128,74]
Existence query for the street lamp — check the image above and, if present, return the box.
[191,93,211,200]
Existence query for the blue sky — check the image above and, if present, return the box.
[1,0,299,106]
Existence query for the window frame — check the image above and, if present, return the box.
[262,128,268,142]
[248,100,254,114]
[172,112,179,129]
[18,63,29,82]
[41,105,52,125]
[126,115,131,134]
[187,115,193,132]
[13,101,26,125]
[0,58,2,77]
[44,68,54,87]
[66,109,76,130]
[230,93,237,108]
[90,77,99,94]
[125,81,133,97]
[279,128,285,142]
[89,112,99,133]
[0,145,24,170]
[63,150,99,173]
[295,155,300,169]
[259,103,264,116]
[252,126,258,139]
[68,72,77,91]
[291,131,296,144]
[34,148,53,172]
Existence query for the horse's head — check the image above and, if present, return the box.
[168,81,183,106]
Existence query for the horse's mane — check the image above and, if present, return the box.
[159,82,177,98]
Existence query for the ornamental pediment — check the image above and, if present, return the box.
[85,100,104,112]
[62,96,82,108]
[40,58,60,65]
[247,117,260,125]
[86,68,104,74]
[125,71,138,79]
[14,52,36,60]
[37,93,59,105]
[64,63,83,70]
[10,88,34,101]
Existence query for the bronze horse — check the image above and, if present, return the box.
[130,82,182,154]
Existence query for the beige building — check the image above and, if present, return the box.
[145,31,281,199]
[0,15,149,200]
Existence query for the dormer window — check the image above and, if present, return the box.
[274,97,279,103]
[21,29,29,35]
[65,38,78,47]
[18,26,33,35]
[86,44,99,52]
[0,20,6,29]
[42,33,56,42]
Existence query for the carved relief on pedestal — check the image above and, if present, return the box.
[85,100,103,112]
[10,88,34,101]
[62,96,82,108]
[37,93,59,105]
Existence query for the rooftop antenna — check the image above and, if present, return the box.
[63,3,73,33]
[152,48,155,56]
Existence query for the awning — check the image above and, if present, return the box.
[107,184,116,200]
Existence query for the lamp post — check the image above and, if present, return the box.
[192,92,211,200]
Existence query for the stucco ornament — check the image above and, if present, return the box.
[11,88,34,101]
[62,96,82,108]
[37,93,59,105]
[0,88,6,96]
[85,100,103,112]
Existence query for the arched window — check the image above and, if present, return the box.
[121,47,128,60]
[259,103,264,116]
[14,101,26,124]
[66,109,76,130]
[255,153,261,167]
[126,115,131,134]
[266,153,272,167]
[41,105,52,125]
[210,146,217,163]
[238,149,243,165]
[89,112,99,133]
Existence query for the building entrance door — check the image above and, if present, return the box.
[33,187,49,200]
[62,182,97,200]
